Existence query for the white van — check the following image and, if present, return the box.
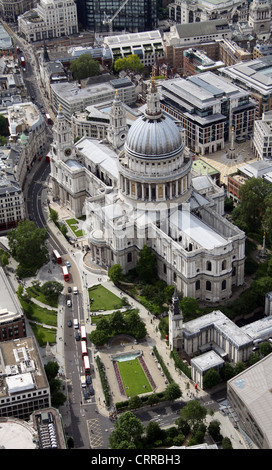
[73,318,79,329]
[73,286,78,295]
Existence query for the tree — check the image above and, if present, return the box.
[108,264,123,284]
[44,361,59,382]
[70,54,100,80]
[232,178,272,236]
[136,244,157,283]
[109,411,144,449]
[49,208,58,224]
[203,368,220,389]
[260,341,272,356]
[164,382,182,401]
[89,329,109,346]
[128,395,142,410]
[114,54,144,75]
[222,436,233,449]
[180,297,199,321]
[40,281,63,299]
[208,420,223,443]
[146,421,164,444]
[1,252,9,266]
[178,400,206,430]
[7,220,48,276]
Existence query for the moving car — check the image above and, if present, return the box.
[68,287,72,293]
[67,299,72,307]
[67,320,72,327]
[66,261,71,268]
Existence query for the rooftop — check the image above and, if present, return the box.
[228,353,272,447]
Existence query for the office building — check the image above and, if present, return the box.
[221,56,272,119]
[104,30,164,68]
[84,0,157,33]
[227,353,272,449]
[18,0,78,42]
[0,0,34,23]
[51,75,136,118]
[0,336,50,421]
[160,72,255,154]
[168,0,248,24]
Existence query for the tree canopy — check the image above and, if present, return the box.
[136,244,157,283]
[232,177,272,241]
[114,54,144,75]
[70,54,100,80]
[109,411,144,449]
[7,220,48,277]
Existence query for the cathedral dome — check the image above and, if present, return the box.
[125,113,183,159]
[125,78,183,159]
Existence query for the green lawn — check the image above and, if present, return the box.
[117,358,153,397]
[29,322,56,347]
[88,285,124,311]
[20,298,58,326]
[66,218,84,237]
[26,285,58,308]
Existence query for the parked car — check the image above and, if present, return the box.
[86,375,92,385]
[68,287,72,293]
[66,260,71,268]
[83,388,89,400]
[89,385,94,396]
[67,299,72,307]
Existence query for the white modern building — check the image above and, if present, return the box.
[103,30,164,67]
[18,0,78,42]
[49,78,246,304]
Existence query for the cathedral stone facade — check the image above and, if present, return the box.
[49,79,246,303]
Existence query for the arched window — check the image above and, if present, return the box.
[206,281,211,291]
[222,260,226,270]
[222,280,226,290]
[206,261,212,271]
[196,280,200,290]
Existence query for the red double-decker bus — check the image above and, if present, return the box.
[83,355,91,375]
[62,265,69,281]
[53,250,62,264]
[81,340,88,358]
[80,325,86,342]
[45,114,53,125]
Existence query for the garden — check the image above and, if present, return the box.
[88,284,126,311]
[117,357,153,397]
[65,218,84,237]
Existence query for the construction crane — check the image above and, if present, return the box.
[103,0,131,34]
